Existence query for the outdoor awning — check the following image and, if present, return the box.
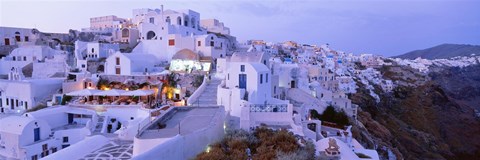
[94,89,127,96]
[159,70,171,75]
[66,89,101,96]
[121,89,155,96]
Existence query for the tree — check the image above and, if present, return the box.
[191,75,204,88]
[310,105,350,128]
[320,105,337,122]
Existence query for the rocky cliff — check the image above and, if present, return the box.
[351,63,480,160]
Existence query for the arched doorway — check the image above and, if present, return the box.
[177,17,182,25]
[122,28,129,38]
[146,31,156,40]
[184,16,189,27]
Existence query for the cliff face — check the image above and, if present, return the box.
[351,64,480,160]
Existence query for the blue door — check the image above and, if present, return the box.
[239,74,247,89]
[34,128,40,142]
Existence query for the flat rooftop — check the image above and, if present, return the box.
[138,107,221,139]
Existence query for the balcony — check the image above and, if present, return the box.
[249,104,288,112]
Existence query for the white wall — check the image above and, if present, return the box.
[133,108,225,160]
[105,52,132,75]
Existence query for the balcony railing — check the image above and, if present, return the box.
[249,104,288,112]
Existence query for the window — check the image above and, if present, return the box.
[24,36,29,42]
[227,74,229,80]
[210,41,214,47]
[149,17,154,24]
[15,36,21,42]
[31,155,38,160]
[197,41,201,46]
[263,60,267,65]
[115,67,121,75]
[4,38,10,45]
[240,65,245,72]
[81,64,86,68]
[266,73,268,83]
[6,98,8,105]
[63,137,69,143]
[274,86,276,94]
[116,57,120,65]
[42,144,48,151]
[23,56,26,61]
[12,56,16,61]
[52,147,57,153]
[260,74,263,84]
[165,16,171,24]
[91,48,94,53]
[168,39,175,46]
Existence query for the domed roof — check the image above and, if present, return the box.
[172,49,199,60]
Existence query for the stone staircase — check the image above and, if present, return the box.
[191,78,221,107]
[94,116,105,133]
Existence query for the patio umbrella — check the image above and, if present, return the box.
[94,89,128,96]
[66,89,101,96]
[121,89,155,96]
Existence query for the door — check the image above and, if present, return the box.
[68,113,74,124]
[4,38,10,45]
[239,74,247,89]
[115,67,121,75]
[34,128,40,142]
[175,93,180,100]
[291,80,296,88]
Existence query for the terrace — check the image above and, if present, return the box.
[66,89,162,110]
[137,106,221,139]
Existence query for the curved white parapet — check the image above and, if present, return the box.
[43,135,109,160]
[187,76,208,105]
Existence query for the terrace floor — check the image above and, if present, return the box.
[79,139,133,160]
[139,107,219,139]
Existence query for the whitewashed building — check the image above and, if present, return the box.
[104,52,161,75]
[0,106,97,160]
[0,75,63,113]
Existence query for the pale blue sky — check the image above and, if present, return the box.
[1,0,479,56]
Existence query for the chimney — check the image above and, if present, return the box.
[161,5,164,12]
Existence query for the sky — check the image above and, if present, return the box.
[1,0,479,57]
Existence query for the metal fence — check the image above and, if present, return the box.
[249,104,288,112]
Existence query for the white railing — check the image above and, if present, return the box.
[249,104,288,112]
